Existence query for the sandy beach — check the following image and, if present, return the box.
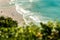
[0,0,24,26]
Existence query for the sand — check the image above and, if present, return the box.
[0,0,24,26]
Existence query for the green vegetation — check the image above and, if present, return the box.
[0,16,18,27]
[0,16,60,40]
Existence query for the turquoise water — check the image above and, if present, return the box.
[0,0,60,21]
[29,0,60,20]
[12,0,60,21]
[2,0,58,21]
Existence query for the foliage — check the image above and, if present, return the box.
[0,16,60,40]
[0,16,18,27]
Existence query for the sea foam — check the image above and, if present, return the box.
[9,0,52,24]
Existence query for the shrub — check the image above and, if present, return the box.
[0,16,18,27]
[0,16,60,40]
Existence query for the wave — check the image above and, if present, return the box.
[15,4,42,24]
[9,0,54,24]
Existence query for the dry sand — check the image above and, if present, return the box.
[0,0,24,26]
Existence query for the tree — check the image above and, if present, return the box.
[0,16,18,27]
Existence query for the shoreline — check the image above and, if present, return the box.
[0,5,24,26]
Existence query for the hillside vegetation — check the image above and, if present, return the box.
[0,16,60,40]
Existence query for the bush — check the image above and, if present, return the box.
[0,16,60,40]
[0,24,42,40]
[0,16,18,27]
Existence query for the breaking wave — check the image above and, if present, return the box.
[10,0,60,24]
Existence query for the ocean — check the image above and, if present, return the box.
[11,0,60,21]
[1,0,60,22]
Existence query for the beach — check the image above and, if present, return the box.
[0,0,24,26]
[0,0,60,26]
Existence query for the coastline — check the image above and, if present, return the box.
[0,6,24,26]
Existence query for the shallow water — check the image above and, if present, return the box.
[1,0,60,22]
[11,0,60,21]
